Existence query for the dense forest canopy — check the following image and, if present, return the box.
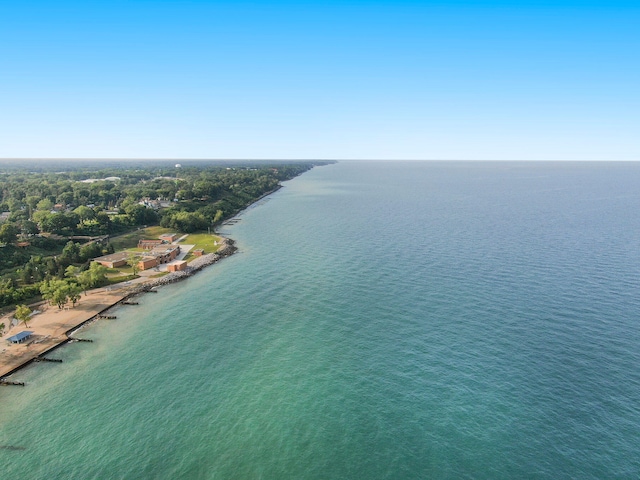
[0,160,334,308]
[0,160,331,234]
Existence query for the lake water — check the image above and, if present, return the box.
[1,161,639,479]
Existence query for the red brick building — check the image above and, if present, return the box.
[167,260,188,272]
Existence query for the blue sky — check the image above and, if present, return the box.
[0,1,638,160]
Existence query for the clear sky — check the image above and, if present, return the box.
[0,1,638,160]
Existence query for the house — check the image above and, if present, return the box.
[138,198,162,209]
[93,252,130,268]
[137,245,181,270]
[80,177,121,183]
[192,249,204,257]
[7,331,33,344]
[138,239,164,250]
[138,256,158,271]
[159,233,178,243]
[0,212,10,223]
[150,245,180,263]
[167,260,187,272]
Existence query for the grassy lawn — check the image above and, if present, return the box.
[109,227,222,253]
[108,226,174,251]
[180,233,223,254]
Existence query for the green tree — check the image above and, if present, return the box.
[61,241,81,263]
[77,270,93,295]
[65,265,80,279]
[40,279,70,309]
[14,304,32,328]
[25,195,40,218]
[95,212,112,234]
[32,210,52,226]
[128,253,140,276]
[40,212,79,235]
[20,220,39,236]
[68,283,82,307]
[73,205,95,222]
[39,279,55,306]
[0,222,19,244]
[36,198,54,211]
[52,285,69,309]
[125,204,157,225]
[88,262,109,286]
[163,211,208,233]
[79,242,103,262]
[77,262,109,294]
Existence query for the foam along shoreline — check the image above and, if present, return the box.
[0,237,237,382]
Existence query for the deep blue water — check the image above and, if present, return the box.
[1,161,639,479]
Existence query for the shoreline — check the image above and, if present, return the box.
[0,236,237,382]
[0,177,297,383]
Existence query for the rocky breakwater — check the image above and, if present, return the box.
[132,238,237,293]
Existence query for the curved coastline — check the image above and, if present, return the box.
[0,237,237,382]
[0,162,288,387]
[0,175,306,382]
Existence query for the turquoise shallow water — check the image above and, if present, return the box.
[1,161,640,479]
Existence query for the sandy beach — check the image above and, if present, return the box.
[0,287,130,379]
[0,241,199,380]
[0,238,237,381]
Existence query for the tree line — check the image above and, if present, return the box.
[0,163,320,237]
[0,161,331,308]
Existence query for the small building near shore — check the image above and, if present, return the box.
[159,233,178,242]
[7,331,33,344]
[138,256,158,271]
[150,245,180,264]
[138,239,164,250]
[192,249,204,257]
[93,252,130,269]
[167,260,188,272]
[134,245,181,271]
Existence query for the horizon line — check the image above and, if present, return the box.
[1,158,638,162]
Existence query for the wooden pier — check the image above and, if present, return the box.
[0,380,25,386]
[34,357,63,363]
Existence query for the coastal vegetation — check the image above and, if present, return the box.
[13,304,31,328]
[0,160,331,308]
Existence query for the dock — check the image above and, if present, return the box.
[34,357,63,363]
[0,380,25,387]
[223,218,241,225]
